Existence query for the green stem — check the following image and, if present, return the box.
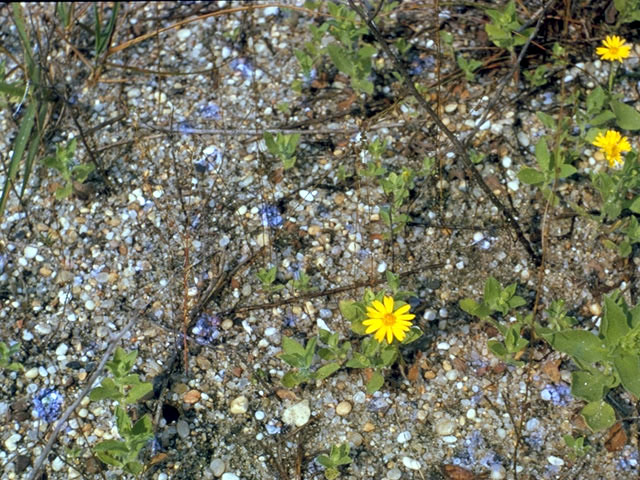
[607,63,617,93]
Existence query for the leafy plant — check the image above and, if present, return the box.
[279,335,343,388]
[90,348,153,474]
[256,266,285,293]
[0,341,23,371]
[264,132,300,169]
[42,138,95,199]
[484,1,534,52]
[316,443,352,480]
[93,3,119,60]
[460,277,529,366]
[563,434,591,459]
[456,55,482,82]
[537,293,640,431]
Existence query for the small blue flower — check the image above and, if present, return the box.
[230,58,253,79]
[192,313,221,345]
[617,446,639,471]
[33,388,64,423]
[198,103,221,120]
[259,204,283,228]
[178,121,196,134]
[540,383,572,406]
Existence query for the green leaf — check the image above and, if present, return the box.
[586,86,605,114]
[535,138,551,173]
[279,353,305,368]
[71,163,95,182]
[484,277,501,305]
[614,354,640,397]
[571,370,608,402]
[488,340,508,357]
[518,167,545,185]
[315,362,341,380]
[0,101,36,218]
[540,330,607,365]
[611,100,640,131]
[90,378,121,401]
[131,414,153,437]
[366,371,385,393]
[401,326,423,344]
[536,111,556,129]
[558,164,577,179]
[282,336,306,356]
[346,352,370,368]
[115,406,132,434]
[327,43,352,75]
[580,400,616,431]
[93,439,129,454]
[339,300,361,322]
[282,370,306,387]
[590,110,616,126]
[602,295,630,347]
[0,81,26,98]
[125,382,152,404]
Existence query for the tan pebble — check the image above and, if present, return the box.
[174,383,189,394]
[183,390,201,404]
[334,193,345,205]
[221,319,233,330]
[424,371,436,380]
[39,266,53,278]
[444,103,458,113]
[336,401,352,416]
[362,422,375,432]
[442,360,452,371]
[77,371,87,381]
[308,225,322,236]
[594,151,605,162]
[229,395,249,414]
[589,303,602,316]
[195,355,211,370]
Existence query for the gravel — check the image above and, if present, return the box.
[1,3,639,480]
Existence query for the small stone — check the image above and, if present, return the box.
[183,390,201,404]
[282,399,310,427]
[85,300,96,311]
[336,401,352,416]
[221,473,240,480]
[15,454,30,473]
[589,303,601,316]
[443,435,458,443]
[397,431,411,443]
[177,419,190,438]
[444,103,457,113]
[254,410,265,421]
[490,464,506,479]
[229,395,248,414]
[466,408,476,420]
[548,456,564,466]
[55,343,69,356]
[387,467,402,480]
[52,456,65,471]
[363,421,375,432]
[435,417,456,436]
[4,433,21,451]
[24,246,38,259]
[402,456,421,470]
[39,266,53,277]
[437,342,450,350]
[308,225,322,236]
[34,323,52,335]
[210,458,225,477]
[517,131,530,147]
[25,367,39,379]
[177,28,191,40]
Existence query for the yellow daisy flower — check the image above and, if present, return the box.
[592,129,631,167]
[596,35,632,62]
[363,296,415,344]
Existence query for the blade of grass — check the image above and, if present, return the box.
[0,102,36,217]
[0,81,26,98]
[20,103,48,197]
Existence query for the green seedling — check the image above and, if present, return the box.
[563,434,591,459]
[460,276,529,366]
[256,266,284,293]
[93,3,119,60]
[484,1,534,53]
[279,335,342,388]
[456,55,482,82]
[264,132,300,169]
[317,443,352,480]
[90,348,153,474]
[0,341,23,371]
[42,138,95,199]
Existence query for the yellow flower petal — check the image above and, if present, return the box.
[596,35,632,62]
[362,295,416,344]
[383,296,394,312]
